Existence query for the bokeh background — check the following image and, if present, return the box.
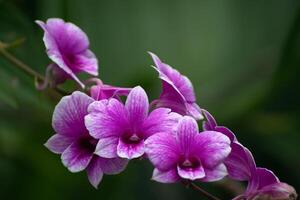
[0,0,299,199]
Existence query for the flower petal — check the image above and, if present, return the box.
[177,164,205,180]
[142,108,182,138]
[224,142,255,181]
[202,109,217,130]
[71,50,98,76]
[99,157,128,174]
[90,84,131,100]
[145,132,179,170]
[152,168,180,183]
[117,139,145,159]
[125,86,149,127]
[61,141,94,172]
[94,137,119,158]
[255,168,279,188]
[86,156,104,189]
[185,103,203,120]
[149,52,196,102]
[44,134,73,154]
[193,131,231,168]
[52,91,94,138]
[85,99,128,139]
[200,163,228,182]
[176,116,199,154]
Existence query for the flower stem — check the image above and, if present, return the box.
[0,41,68,95]
[182,181,221,200]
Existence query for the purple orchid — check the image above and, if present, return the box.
[144,116,231,183]
[149,52,203,120]
[85,86,181,160]
[45,91,127,188]
[36,18,98,88]
[226,143,297,200]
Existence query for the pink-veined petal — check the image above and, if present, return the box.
[224,142,255,181]
[61,141,94,172]
[152,168,180,183]
[193,131,231,168]
[86,156,104,189]
[200,163,228,182]
[52,91,94,138]
[142,108,182,138]
[125,86,149,128]
[144,132,179,171]
[176,116,199,155]
[44,134,73,154]
[94,137,119,158]
[85,99,128,139]
[99,157,128,175]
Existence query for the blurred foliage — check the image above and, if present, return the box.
[0,0,299,199]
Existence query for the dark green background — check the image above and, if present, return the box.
[0,0,299,199]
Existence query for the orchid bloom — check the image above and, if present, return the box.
[145,116,231,183]
[226,143,297,200]
[45,91,127,188]
[85,86,181,160]
[36,18,98,88]
[149,52,203,120]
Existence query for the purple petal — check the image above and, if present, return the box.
[200,163,228,182]
[142,108,182,138]
[202,109,217,130]
[152,168,180,183]
[94,137,119,158]
[44,134,73,154]
[52,91,94,138]
[255,182,298,200]
[117,139,145,159]
[125,86,149,127]
[177,164,205,180]
[61,141,94,172]
[43,18,89,54]
[255,168,279,189]
[193,131,231,168]
[86,156,104,189]
[71,50,98,76]
[176,116,199,154]
[224,142,255,181]
[144,132,179,170]
[90,84,131,100]
[99,157,128,174]
[149,52,196,102]
[156,81,187,115]
[185,103,203,120]
[214,126,236,142]
[85,99,128,139]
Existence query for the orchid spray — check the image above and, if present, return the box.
[0,18,296,200]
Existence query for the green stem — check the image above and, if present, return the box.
[0,41,68,95]
[182,181,221,200]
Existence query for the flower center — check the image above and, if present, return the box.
[179,156,200,170]
[121,132,142,144]
[79,136,98,152]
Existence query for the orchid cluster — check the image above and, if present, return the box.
[38,18,297,200]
